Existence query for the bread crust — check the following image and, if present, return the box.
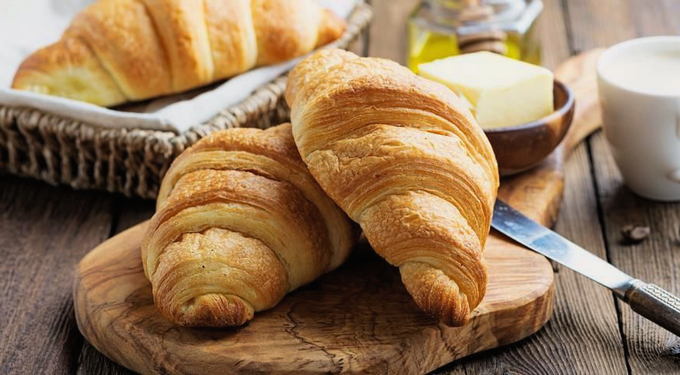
[142,124,356,327]
[12,0,346,106]
[286,49,499,326]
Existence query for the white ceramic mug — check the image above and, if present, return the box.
[597,36,680,201]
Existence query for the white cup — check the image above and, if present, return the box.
[597,36,680,201]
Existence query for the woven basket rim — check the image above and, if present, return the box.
[0,2,373,198]
[5,1,372,142]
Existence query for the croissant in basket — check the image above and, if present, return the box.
[141,124,356,327]
[285,49,499,326]
[11,0,345,107]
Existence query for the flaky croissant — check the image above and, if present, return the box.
[285,49,499,326]
[12,0,345,107]
[141,124,356,327]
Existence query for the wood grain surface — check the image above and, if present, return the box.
[0,177,115,374]
[2,1,680,374]
[566,1,680,373]
[74,219,555,374]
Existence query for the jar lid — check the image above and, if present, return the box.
[426,0,543,35]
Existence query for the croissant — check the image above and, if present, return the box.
[141,123,356,327]
[285,49,499,326]
[11,0,345,107]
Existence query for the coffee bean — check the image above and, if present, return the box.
[621,225,651,244]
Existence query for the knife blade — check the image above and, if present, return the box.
[492,199,680,337]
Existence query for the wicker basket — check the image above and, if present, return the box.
[0,3,372,199]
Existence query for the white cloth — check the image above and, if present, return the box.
[0,0,357,133]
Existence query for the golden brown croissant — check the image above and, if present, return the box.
[285,49,499,326]
[141,123,356,327]
[12,0,345,106]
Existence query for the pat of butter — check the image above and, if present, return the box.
[419,52,554,129]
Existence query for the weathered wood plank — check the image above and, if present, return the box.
[0,176,114,374]
[535,0,571,70]
[565,0,680,373]
[564,0,635,52]
[77,344,134,375]
[76,197,154,375]
[591,133,680,374]
[627,0,680,36]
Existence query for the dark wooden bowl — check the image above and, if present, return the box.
[484,80,575,176]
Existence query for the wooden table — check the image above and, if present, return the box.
[1,1,679,374]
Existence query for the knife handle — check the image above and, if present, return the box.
[624,280,680,337]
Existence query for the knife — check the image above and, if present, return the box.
[492,200,680,337]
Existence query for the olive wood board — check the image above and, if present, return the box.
[73,50,601,375]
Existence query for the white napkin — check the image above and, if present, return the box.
[0,0,358,133]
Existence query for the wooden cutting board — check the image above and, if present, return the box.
[73,50,602,375]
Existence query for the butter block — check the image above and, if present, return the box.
[418,52,554,129]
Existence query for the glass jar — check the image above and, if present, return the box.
[407,0,543,71]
